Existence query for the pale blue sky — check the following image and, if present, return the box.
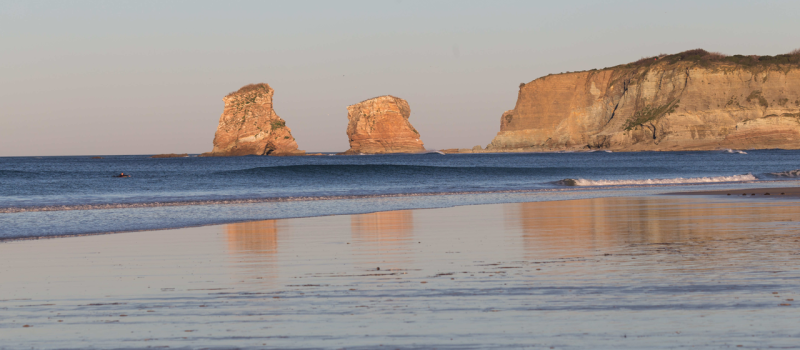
[2,0,799,156]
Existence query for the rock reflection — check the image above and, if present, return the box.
[351,210,414,267]
[225,219,284,281]
[508,196,800,260]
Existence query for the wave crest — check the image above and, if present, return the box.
[558,174,758,186]
[769,169,800,177]
[723,149,748,154]
[215,164,651,177]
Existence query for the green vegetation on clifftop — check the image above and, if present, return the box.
[622,48,800,70]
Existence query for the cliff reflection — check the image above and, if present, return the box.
[226,220,279,255]
[225,219,284,281]
[351,210,414,266]
[508,196,800,260]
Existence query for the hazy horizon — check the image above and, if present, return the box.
[2,0,799,156]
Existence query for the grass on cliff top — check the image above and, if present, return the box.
[622,48,800,69]
[226,83,271,97]
[535,48,800,82]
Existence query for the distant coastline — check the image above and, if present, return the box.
[146,49,800,157]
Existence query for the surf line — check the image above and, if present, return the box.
[0,176,782,214]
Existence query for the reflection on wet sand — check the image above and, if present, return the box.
[509,196,800,260]
[4,197,800,349]
[225,219,284,280]
[351,210,414,266]
[225,220,280,255]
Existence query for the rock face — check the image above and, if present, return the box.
[488,50,800,151]
[343,96,426,154]
[203,83,303,156]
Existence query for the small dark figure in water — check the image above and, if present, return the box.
[115,173,130,178]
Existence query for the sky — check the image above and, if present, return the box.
[2,0,799,156]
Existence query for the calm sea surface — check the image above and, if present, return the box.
[2,150,800,239]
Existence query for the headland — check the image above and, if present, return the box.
[486,49,800,152]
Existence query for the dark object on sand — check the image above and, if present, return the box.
[91,157,103,159]
[114,173,131,178]
[151,153,188,158]
[765,193,770,195]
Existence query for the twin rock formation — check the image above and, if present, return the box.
[205,85,424,156]
[488,49,800,151]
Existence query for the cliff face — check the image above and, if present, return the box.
[343,96,426,154]
[488,52,800,151]
[204,84,303,156]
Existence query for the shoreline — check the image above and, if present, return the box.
[669,186,800,197]
[4,183,800,243]
[4,178,796,215]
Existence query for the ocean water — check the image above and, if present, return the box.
[2,150,800,240]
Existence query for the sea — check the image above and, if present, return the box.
[2,149,800,240]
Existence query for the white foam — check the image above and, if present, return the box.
[560,174,757,186]
[723,149,747,154]
[770,169,800,177]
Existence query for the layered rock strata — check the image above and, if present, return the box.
[202,83,303,157]
[343,96,426,154]
[488,50,800,151]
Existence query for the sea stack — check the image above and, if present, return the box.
[487,49,800,151]
[343,95,426,154]
[203,83,303,156]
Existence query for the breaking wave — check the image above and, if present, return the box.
[213,164,663,178]
[722,149,748,154]
[769,169,800,178]
[558,174,758,186]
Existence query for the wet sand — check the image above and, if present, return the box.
[2,196,800,349]
[670,186,800,197]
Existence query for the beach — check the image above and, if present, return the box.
[671,186,800,197]
[2,194,799,349]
